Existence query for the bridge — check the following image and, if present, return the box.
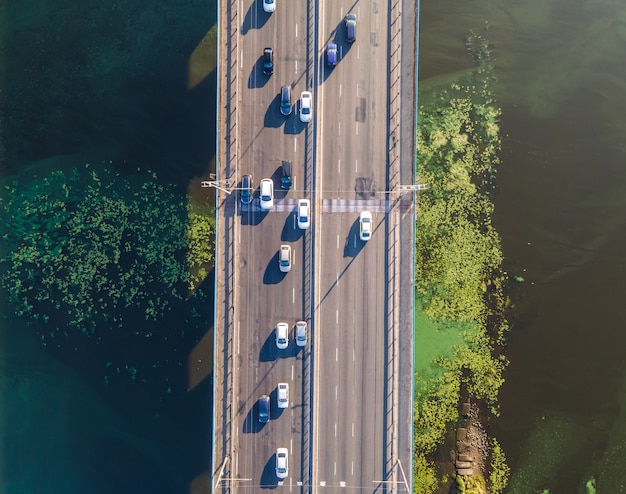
[211,0,420,491]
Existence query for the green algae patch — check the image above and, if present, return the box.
[414,298,469,395]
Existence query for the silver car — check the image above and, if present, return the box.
[295,320,307,347]
[277,382,289,408]
[299,91,312,123]
[278,245,291,273]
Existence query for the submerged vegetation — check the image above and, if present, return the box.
[0,163,214,386]
[414,32,510,493]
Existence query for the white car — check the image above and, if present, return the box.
[277,383,289,409]
[263,0,276,13]
[275,322,289,349]
[297,199,310,229]
[359,210,372,241]
[260,178,274,210]
[275,447,288,479]
[278,244,292,273]
[295,320,307,347]
[299,91,312,123]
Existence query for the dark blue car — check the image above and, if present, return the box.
[327,43,338,67]
[258,395,270,423]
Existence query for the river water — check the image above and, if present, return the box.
[0,2,217,493]
[420,0,626,492]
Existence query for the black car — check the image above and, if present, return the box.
[280,85,292,116]
[345,13,357,43]
[281,160,292,190]
[258,394,270,423]
[240,174,253,205]
[263,47,274,76]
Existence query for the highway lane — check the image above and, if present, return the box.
[313,1,390,491]
[230,0,312,489]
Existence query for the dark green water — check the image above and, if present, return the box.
[420,0,626,492]
[0,2,217,493]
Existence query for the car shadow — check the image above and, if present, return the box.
[249,56,271,89]
[264,94,284,128]
[259,329,297,362]
[260,455,279,489]
[241,205,268,226]
[343,218,365,257]
[280,211,301,242]
[242,400,266,434]
[283,105,307,135]
[241,1,271,36]
[263,251,287,284]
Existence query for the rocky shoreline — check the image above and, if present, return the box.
[449,400,490,493]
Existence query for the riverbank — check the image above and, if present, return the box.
[414,32,510,494]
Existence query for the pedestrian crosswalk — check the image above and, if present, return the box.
[238,198,392,213]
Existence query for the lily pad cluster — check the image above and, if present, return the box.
[0,163,214,346]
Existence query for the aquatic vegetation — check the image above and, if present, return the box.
[0,163,215,345]
[488,438,510,494]
[455,474,487,494]
[414,31,510,493]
